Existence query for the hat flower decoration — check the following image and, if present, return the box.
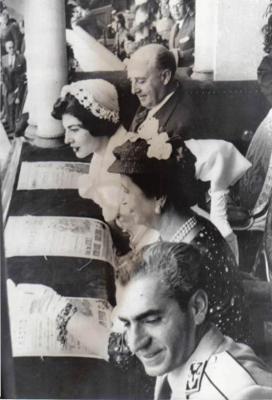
[60,80,120,124]
[127,117,173,160]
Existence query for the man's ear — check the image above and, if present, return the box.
[160,69,172,86]
[189,289,209,326]
[154,195,167,214]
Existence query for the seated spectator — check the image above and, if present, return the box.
[1,39,26,132]
[0,10,22,55]
[169,0,195,75]
[108,135,251,344]
[108,122,250,260]
[115,242,272,400]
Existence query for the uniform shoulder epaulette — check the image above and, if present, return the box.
[186,351,256,399]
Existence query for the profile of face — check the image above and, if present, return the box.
[62,114,104,159]
[127,57,170,109]
[5,40,15,55]
[169,0,186,21]
[117,275,197,377]
[117,175,157,230]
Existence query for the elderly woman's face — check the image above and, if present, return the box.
[117,175,157,231]
[63,114,104,158]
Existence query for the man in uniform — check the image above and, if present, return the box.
[115,242,272,399]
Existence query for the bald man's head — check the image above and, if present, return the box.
[127,44,176,109]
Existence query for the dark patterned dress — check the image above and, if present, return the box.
[192,216,250,343]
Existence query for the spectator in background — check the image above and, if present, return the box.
[113,13,129,61]
[18,19,25,54]
[155,0,173,44]
[70,1,103,40]
[0,9,22,55]
[1,39,26,131]
[129,0,161,51]
[169,0,195,75]
[239,11,272,216]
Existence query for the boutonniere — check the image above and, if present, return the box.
[128,117,173,160]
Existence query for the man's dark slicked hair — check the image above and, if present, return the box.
[116,242,204,311]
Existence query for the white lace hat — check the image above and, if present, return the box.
[60,79,120,123]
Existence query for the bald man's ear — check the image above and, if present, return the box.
[160,69,172,86]
[189,289,209,326]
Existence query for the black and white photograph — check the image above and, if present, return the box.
[1,0,272,399]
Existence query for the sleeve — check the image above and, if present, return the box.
[185,139,251,240]
[197,351,272,400]
[185,139,252,193]
[232,385,272,400]
[10,23,22,53]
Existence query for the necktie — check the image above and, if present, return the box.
[159,376,172,400]
[132,107,149,132]
[9,56,14,68]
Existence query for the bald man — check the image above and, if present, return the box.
[127,44,202,139]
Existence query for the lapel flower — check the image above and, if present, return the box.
[146,130,172,160]
[139,117,173,160]
[126,117,173,160]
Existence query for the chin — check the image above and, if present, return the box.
[76,151,89,159]
[143,362,169,377]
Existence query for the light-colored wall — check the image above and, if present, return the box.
[214,0,270,81]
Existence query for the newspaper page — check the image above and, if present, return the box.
[7,280,111,359]
[17,161,90,190]
[5,216,116,266]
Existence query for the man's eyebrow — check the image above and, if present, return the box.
[119,309,161,324]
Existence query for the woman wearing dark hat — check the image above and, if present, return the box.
[108,128,251,345]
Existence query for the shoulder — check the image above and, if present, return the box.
[2,54,8,63]
[16,54,26,63]
[186,351,271,399]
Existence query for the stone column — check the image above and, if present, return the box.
[214,0,269,81]
[23,0,67,146]
[192,0,217,80]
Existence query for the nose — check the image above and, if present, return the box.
[131,79,140,95]
[64,130,73,144]
[127,324,151,354]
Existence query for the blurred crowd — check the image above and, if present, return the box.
[0,3,26,134]
[66,0,195,75]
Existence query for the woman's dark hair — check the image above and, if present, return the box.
[262,14,272,53]
[127,144,206,211]
[52,93,120,138]
[115,12,126,29]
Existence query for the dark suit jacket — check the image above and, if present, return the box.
[130,82,205,140]
[169,12,195,68]
[2,53,26,93]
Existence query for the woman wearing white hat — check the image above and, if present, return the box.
[52,78,127,223]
